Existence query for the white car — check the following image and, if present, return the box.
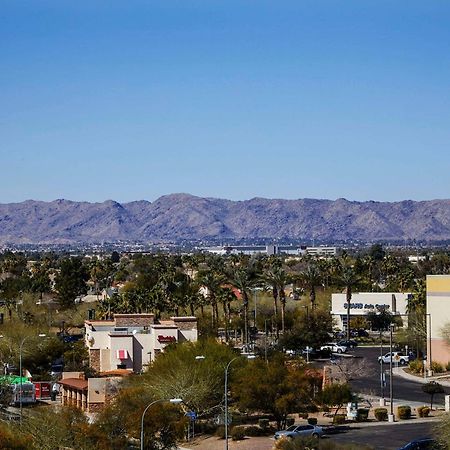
[378,352,409,365]
[320,343,347,354]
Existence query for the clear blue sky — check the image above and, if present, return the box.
[1,1,450,203]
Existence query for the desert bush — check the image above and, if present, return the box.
[286,417,295,427]
[356,408,369,422]
[214,425,225,438]
[431,361,444,373]
[333,414,346,424]
[308,417,318,425]
[298,412,308,419]
[409,359,424,374]
[196,421,218,435]
[374,407,388,421]
[258,418,269,430]
[417,406,431,417]
[244,425,262,437]
[397,405,411,420]
[446,361,450,372]
[231,427,245,441]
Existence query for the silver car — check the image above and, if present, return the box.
[274,424,324,440]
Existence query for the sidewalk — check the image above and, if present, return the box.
[393,366,450,388]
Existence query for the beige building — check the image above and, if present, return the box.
[331,292,410,330]
[59,371,123,413]
[426,275,450,367]
[84,313,198,373]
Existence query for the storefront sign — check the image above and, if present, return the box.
[157,335,176,343]
[343,303,390,310]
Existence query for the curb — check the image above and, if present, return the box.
[394,367,450,387]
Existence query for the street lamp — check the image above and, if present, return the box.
[388,323,395,422]
[0,333,47,423]
[140,398,183,450]
[224,355,255,450]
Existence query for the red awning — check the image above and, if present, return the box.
[116,349,128,360]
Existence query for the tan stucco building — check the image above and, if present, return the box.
[427,275,450,367]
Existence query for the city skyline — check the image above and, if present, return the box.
[2,1,450,203]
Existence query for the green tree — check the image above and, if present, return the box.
[319,383,353,419]
[422,381,444,410]
[233,355,321,429]
[54,258,89,308]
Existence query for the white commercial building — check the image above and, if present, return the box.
[331,292,411,330]
[84,314,198,373]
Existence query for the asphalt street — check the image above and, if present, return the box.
[346,347,449,406]
[330,421,437,449]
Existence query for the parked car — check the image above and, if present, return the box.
[320,343,347,354]
[274,424,324,440]
[398,438,445,449]
[378,352,409,365]
[337,339,358,349]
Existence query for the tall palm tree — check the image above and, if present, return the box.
[196,269,225,327]
[335,258,361,341]
[300,263,322,311]
[227,262,259,346]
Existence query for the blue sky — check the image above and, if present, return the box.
[1,1,450,203]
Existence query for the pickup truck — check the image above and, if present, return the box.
[378,352,409,365]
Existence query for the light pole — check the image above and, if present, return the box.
[140,398,183,450]
[380,328,385,406]
[388,323,395,422]
[224,355,255,450]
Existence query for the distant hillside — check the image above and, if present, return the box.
[1,194,450,244]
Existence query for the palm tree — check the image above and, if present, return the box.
[227,263,258,346]
[335,258,361,341]
[196,269,225,327]
[300,263,322,311]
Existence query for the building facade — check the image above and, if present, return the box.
[84,314,197,373]
[426,275,450,367]
[331,292,410,330]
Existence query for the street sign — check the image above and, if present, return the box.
[185,411,197,421]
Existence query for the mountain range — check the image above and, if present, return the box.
[1,194,450,244]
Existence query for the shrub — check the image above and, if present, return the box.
[333,414,346,424]
[446,361,450,372]
[231,427,245,441]
[298,412,308,419]
[356,408,369,422]
[258,418,269,430]
[397,405,411,420]
[214,425,225,439]
[374,408,388,421]
[244,426,262,437]
[409,359,424,374]
[431,361,444,373]
[286,417,295,427]
[196,421,217,435]
[417,406,431,417]
[307,417,318,425]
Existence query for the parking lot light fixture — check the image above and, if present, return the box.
[140,398,183,450]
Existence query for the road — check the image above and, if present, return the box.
[331,421,437,449]
[346,347,449,406]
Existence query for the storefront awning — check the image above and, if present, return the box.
[116,349,128,360]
